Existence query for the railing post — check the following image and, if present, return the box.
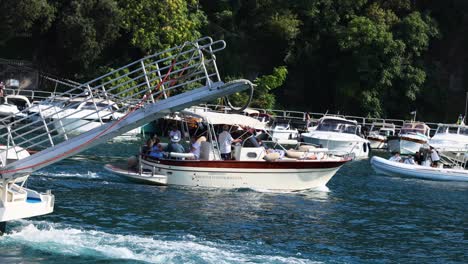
[38,105,55,147]
[86,85,104,125]
[141,61,157,102]
[153,61,168,99]
[194,42,211,88]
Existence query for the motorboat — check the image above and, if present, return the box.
[268,118,299,142]
[301,116,370,159]
[0,95,32,121]
[429,123,468,161]
[371,156,468,182]
[50,97,141,136]
[387,122,430,155]
[105,109,352,191]
[366,122,396,149]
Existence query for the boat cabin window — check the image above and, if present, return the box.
[317,119,357,134]
[459,127,468,135]
[436,125,459,134]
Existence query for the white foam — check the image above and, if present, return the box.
[3,220,318,263]
[33,171,100,179]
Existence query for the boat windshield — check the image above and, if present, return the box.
[379,129,394,136]
[436,125,459,134]
[459,127,468,135]
[317,119,357,134]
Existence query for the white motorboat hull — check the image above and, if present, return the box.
[371,156,468,182]
[53,118,141,138]
[135,158,348,191]
[302,133,369,159]
[387,135,427,155]
[270,129,299,141]
[368,139,386,149]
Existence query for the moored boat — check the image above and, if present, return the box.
[366,122,396,149]
[301,116,370,159]
[370,156,468,182]
[387,122,430,155]
[429,123,468,162]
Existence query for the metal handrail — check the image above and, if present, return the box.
[0,37,225,165]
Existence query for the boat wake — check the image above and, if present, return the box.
[33,170,101,179]
[1,220,318,264]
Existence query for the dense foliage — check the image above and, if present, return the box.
[0,0,466,122]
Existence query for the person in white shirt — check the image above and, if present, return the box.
[218,125,242,160]
[389,152,402,162]
[169,125,181,140]
[430,147,440,167]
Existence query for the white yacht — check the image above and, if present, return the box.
[51,97,141,136]
[366,122,396,149]
[387,122,430,155]
[429,123,468,161]
[268,119,299,142]
[301,116,370,159]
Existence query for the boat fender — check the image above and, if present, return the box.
[363,142,367,153]
[169,152,196,159]
[263,152,280,162]
[367,142,371,153]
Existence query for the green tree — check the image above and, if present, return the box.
[119,0,206,54]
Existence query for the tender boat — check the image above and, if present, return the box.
[371,156,468,182]
[387,122,430,155]
[429,123,468,161]
[301,116,370,159]
[105,109,352,191]
[366,122,396,149]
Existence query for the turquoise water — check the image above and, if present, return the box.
[0,142,467,263]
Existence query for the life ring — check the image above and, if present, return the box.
[224,81,254,113]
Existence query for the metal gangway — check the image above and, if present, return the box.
[0,37,253,180]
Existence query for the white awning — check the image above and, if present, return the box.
[183,108,266,129]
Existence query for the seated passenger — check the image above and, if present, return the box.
[142,138,154,156]
[188,135,201,159]
[166,135,185,153]
[404,156,416,165]
[149,138,163,159]
[389,152,402,162]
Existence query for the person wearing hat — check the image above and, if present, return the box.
[218,125,242,160]
[166,134,185,154]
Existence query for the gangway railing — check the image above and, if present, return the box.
[0,37,253,179]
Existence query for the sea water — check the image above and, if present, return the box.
[0,142,466,263]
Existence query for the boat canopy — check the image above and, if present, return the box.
[183,108,266,129]
[401,122,430,134]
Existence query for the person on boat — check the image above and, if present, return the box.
[414,151,423,165]
[0,81,4,97]
[142,138,154,156]
[149,137,164,159]
[218,125,242,160]
[166,134,185,154]
[404,156,416,165]
[169,125,181,140]
[430,146,440,167]
[389,152,402,162]
[188,135,201,159]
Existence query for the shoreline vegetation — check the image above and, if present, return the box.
[0,1,464,122]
